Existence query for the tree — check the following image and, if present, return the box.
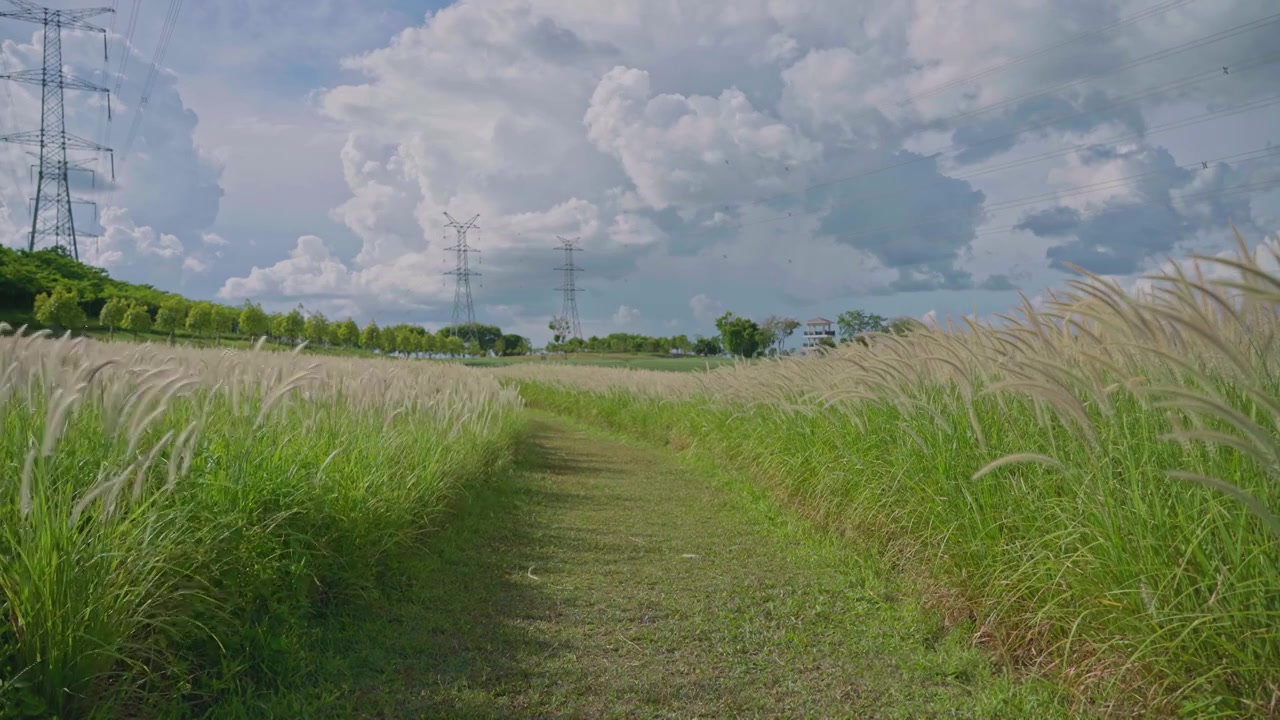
[693,336,722,356]
[360,321,382,352]
[499,333,529,356]
[336,318,360,348]
[34,285,88,332]
[155,297,189,344]
[277,306,306,345]
[440,323,503,354]
[444,335,464,357]
[836,310,889,342]
[238,301,271,340]
[765,317,800,354]
[304,311,330,347]
[213,305,237,342]
[121,302,152,340]
[185,302,215,340]
[98,297,129,337]
[715,312,764,358]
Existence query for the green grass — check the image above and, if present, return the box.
[513,378,1280,717]
[249,415,1074,719]
[0,334,523,717]
[0,309,387,358]
[456,352,738,372]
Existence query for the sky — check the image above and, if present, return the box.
[2,0,1279,345]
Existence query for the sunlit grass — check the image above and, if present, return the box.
[498,230,1280,717]
[0,328,523,717]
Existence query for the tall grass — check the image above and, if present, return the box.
[501,231,1280,717]
[0,328,523,716]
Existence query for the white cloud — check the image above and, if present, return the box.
[4,0,1274,347]
[584,65,823,212]
[219,235,354,300]
[608,213,665,247]
[612,304,641,326]
[689,293,724,323]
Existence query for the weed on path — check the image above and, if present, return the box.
[258,415,1073,719]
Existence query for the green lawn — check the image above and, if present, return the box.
[247,415,1073,719]
[2,313,734,369]
[456,352,738,372]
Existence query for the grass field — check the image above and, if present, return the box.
[496,233,1280,717]
[256,415,1071,718]
[6,232,1280,718]
[0,327,522,717]
[456,352,739,372]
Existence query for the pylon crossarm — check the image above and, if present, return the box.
[0,3,111,30]
[57,7,112,24]
[0,130,41,146]
[0,69,108,92]
[59,131,109,152]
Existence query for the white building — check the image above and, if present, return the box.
[802,317,836,350]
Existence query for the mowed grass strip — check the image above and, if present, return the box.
[258,415,1072,719]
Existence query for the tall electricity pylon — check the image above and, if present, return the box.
[554,235,584,343]
[0,0,115,260]
[444,212,481,348]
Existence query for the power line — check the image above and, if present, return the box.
[112,0,141,94]
[968,177,1280,240]
[795,145,1280,251]
[703,14,1280,223]
[702,90,1280,240]
[702,48,1280,226]
[120,0,181,161]
[941,10,1280,127]
[0,0,115,260]
[900,0,1202,105]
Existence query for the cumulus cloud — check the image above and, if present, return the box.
[584,65,824,212]
[689,293,724,323]
[612,304,641,326]
[7,0,1266,344]
[1014,142,1268,275]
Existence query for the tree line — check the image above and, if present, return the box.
[5,247,529,356]
[32,284,531,356]
[540,330,721,353]
[710,310,925,358]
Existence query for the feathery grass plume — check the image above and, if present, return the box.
[0,329,523,715]
[491,228,1280,715]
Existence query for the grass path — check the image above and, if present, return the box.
[257,415,1073,719]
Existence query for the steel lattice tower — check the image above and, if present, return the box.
[444,212,481,348]
[554,236,584,343]
[1,0,114,260]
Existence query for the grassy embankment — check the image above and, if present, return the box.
[498,234,1280,717]
[0,326,523,717]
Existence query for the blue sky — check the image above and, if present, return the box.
[2,0,1279,344]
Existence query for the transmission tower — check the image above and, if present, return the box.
[444,211,481,348]
[554,236,584,343]
[1,0,115,261]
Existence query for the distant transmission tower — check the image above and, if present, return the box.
[554,236,584,343]
[0,0,115,261]
[444,211,481,348]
